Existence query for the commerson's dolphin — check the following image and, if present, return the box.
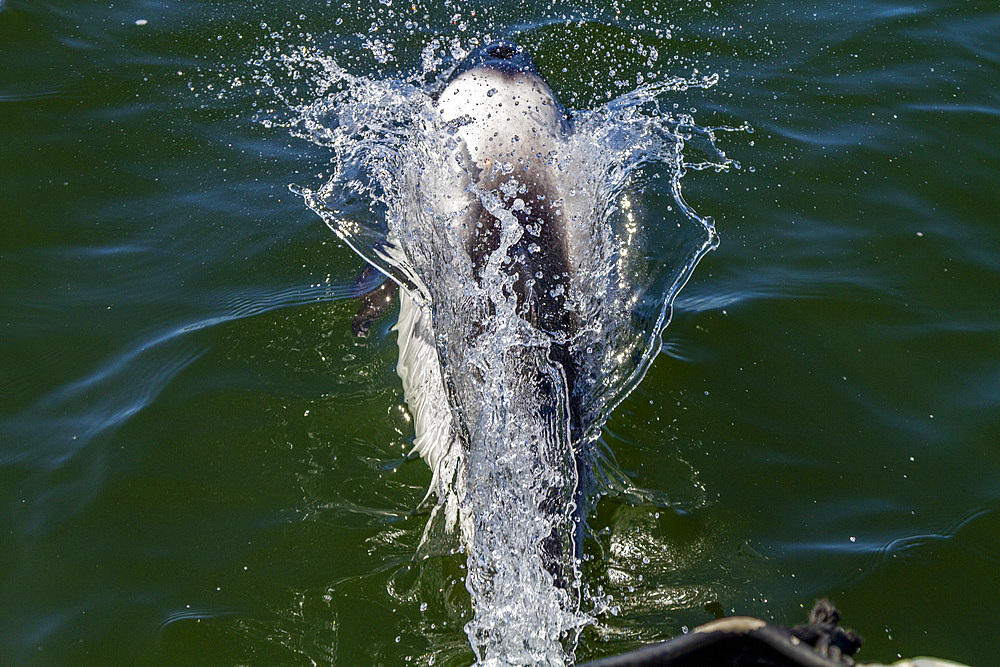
[356,41,593,587]
[295,32,728,658]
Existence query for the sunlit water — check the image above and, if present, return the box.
[3,0,1000,665]
[247,36,741,662]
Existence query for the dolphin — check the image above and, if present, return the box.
[357,42,591,586]
[300,36,724,658]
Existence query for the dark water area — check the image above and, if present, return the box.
[2,0,999,664]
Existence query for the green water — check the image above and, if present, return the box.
[2,0,998,665]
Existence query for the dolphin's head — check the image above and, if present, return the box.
[436,42,569,168]
[447,41,542,82]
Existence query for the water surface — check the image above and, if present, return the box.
[2,0,999,664]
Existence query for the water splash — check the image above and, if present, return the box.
[253,36,741,664]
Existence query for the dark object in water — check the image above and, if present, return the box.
[352,264,396,337]
[578,600,966,667]
[788,599,862,660]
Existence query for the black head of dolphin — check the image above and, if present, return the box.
[448,41,541,81]
[441,42,570,132]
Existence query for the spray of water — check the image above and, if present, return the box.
[253,35,742,664]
